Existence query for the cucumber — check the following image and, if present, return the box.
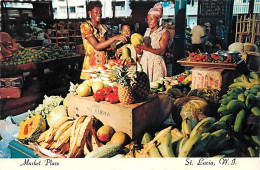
[85,143,123,158]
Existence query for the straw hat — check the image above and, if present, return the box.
[205,22,211,27]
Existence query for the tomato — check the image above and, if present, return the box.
[105,93,119,104]
[96,89,105,96]
[112,86,118,95]
[103,86,113,95]
[93,93,105,102]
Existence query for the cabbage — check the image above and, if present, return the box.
[46,105,68,127]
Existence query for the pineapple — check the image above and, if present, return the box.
[117,62,135,105]
[129,62,150,102]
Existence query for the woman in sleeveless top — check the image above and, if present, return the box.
[135,3,169,82]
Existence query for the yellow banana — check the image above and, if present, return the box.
[145,126,172,147]
[70,116,86,149]
[241,74,252,89]
[157,133,175,157]
[171,128,183,142]
[147,144,162,158]
[190,117,215,137]
[176,137,188,156]
[181,116,192,138]
[54,126,73,149]
[54,121,74,141]
[178,134,202,157]
[36,129,49,143]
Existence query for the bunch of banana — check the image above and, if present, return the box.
[229,71,260,90]
[176,117,236,157]
[135,126,175,158]
[36,115,102,157]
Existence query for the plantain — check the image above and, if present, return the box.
[233,109,246,133]
[245,94,256,109]
[237,93,246,102]
[248,146,255,157]
[70,116,86,149]
[190,117,215,137]
[54,121,74,141]
[252,135,260,145]
[54,126,73,149]
[178,134,202,157]
[219,114,233,122]
[181,116,192,138]
[191,132,212,156]
[36,129,49,143]
[171,128,184,142]
[147,144,162,158]
[68,123,83,157]
[210,121,226,132]
[157,133,175,157]
[249,71,259,80]
[145,126,172,148]
[206,129,227,151]
[251,107,260,116]
[176,137,188,156]
[241,74,252,89]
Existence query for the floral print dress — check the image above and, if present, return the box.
[140,26,168,82]
[80,20,107,79]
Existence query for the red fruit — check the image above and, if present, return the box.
[96,89,105,96]
[105,93,119,104]
[112,86,118,95]
[103,86,113,95]
[93,93,104,102]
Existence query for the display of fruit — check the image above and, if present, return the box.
[93,86,119,104]
[185,52,236,63]
[2,45,74,66]
[18,114,46,144]
[130,33,143,46]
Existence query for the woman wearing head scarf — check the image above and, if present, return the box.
[135,3,169,82]
[80,1,127,79]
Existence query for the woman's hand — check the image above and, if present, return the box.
[113,35,128,43]
[135,43,148,51]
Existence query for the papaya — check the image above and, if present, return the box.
[131,33,143,46]
[121,46,131,62]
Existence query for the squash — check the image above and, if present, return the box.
[18,114,46,144]
[173,96,209,128]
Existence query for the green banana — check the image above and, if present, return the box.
[191,118,198,129]
[250,87,260,94]
[181,116,192,137]
[210,121,226,132]
[251,107,260,116]
[157,133,175,157]
[250,84,260,90]
[233,76,242,83]
[220,148,237,155]
[217,105,228,113]
[241,74,252,89]
[227,100,245,113]
[233,109,246,133]
[178,134,202,157]
[147,144,162,157]
[141,132,153,145]
[219,114,233,122]
[206,129,228,151]
[249,71,259,80]
[220,98,232,105]
[252,135,260,145]
[176,137,188,156]
[191,132,212,155]
[245,94,256,109]
[229,82,245,89]
[190,117,216,137]
[257,91,260,96]
[237,93,246,102]
[248,146,255,157]
[210,136,230,151]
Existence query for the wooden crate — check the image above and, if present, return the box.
[67,94,163,140]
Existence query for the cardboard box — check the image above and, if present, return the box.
[0,76,23,88]
[0,88,21,99]
[191,67,223,91]
[67,94,163,140]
